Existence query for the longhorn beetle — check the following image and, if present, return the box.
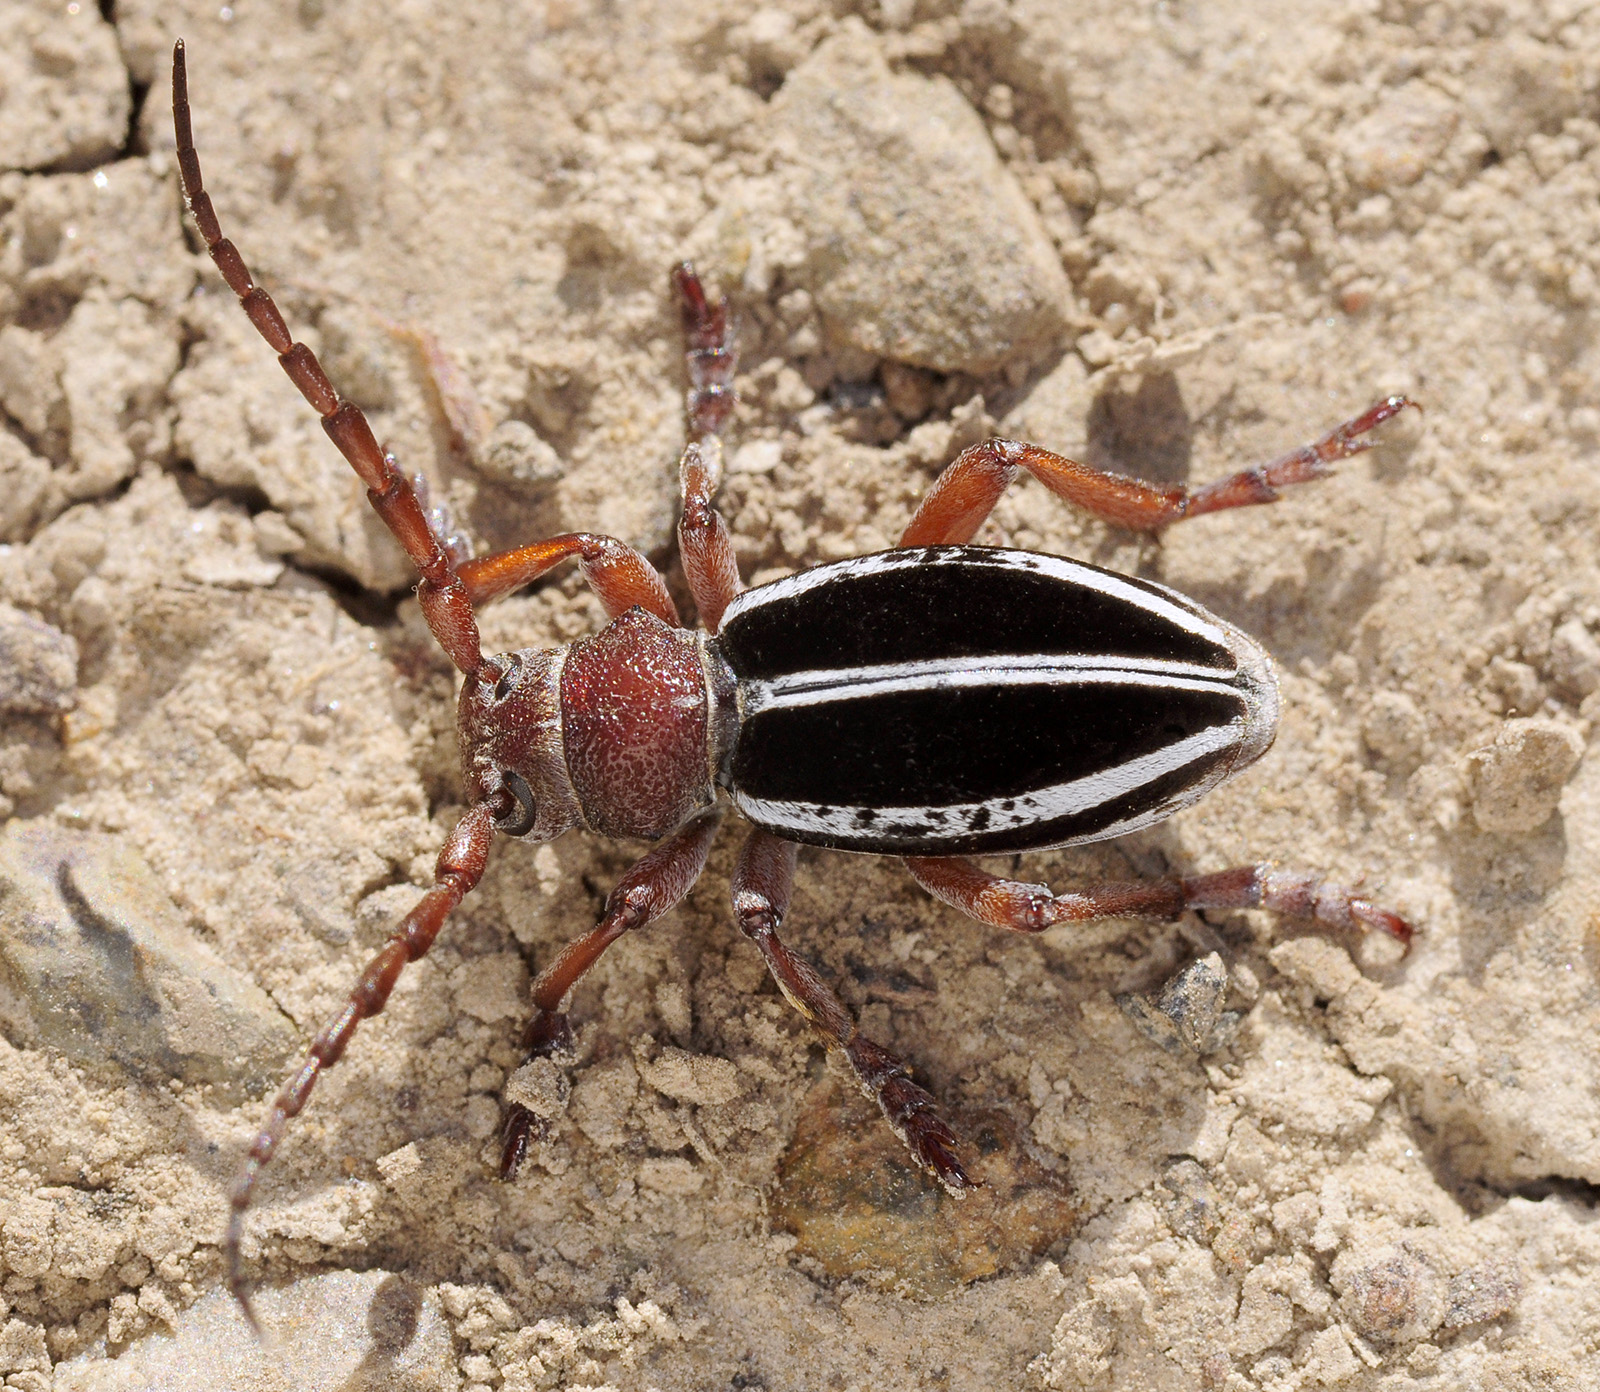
[171,40,1417,1329]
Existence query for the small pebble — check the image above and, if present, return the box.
[1118,952,1238,1056]
[1331,1242,1445,1345]
[1444,1257,1523,1327]
[729,439,784,475]
[1161,1158,1221,1241]
[1549,619,1600,698]
[1464,717,1584,835]
[0,603,77,716]
[503,1056,571,1122]
[1363,689,1427,766]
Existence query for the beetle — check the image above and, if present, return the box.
[170,40,1416,1328]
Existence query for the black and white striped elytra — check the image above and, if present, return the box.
[706,546,1280,857]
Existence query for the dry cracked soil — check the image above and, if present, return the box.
[3,1,1600,1389]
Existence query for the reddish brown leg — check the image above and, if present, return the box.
[671,264,742,633]
[733,829,977,1196]
[226,796,506,1333]
[500,810,722,1177]
[899,397,1418,545]
[673,261,737,439]
[172,41,485,679]
[457,533,679,625]
[905,856,1412,947]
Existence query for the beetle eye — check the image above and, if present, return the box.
[495,770,538,837]
[493,653,523,703]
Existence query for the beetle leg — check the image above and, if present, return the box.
[456,533,680,625]
[677,436,743,632]
[898,397,1418,543]
[904,856,1413,948]
[226,795,505,1334]
[672,264,743,633]
[733,829,978,1197]
[673,261,736,438]
[172,41,486,679]
[500,810,721,1178]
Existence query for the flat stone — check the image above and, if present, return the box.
[771,1077,1077,1298]
[54,1269,460,1392]
[768,24,1073,375]
[0,820,295,1102]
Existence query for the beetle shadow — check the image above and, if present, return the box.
[1075,371,1420,669]
[1084,371,1193,486]
[1439,814,1571,983]
[334,1274,428,1391]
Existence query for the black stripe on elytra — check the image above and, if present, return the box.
[730,679,1244,809]
[718,547,1234,681]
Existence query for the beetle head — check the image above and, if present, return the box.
[458,647,583,842]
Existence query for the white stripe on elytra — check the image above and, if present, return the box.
[745,655,1248,715]
[720,546,1234,653]
[735,722,1242,843]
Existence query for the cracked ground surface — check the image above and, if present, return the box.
[3,0,1600,1388]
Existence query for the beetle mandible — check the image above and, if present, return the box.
[170,39,1417,1328]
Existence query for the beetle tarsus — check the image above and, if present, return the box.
[671,263,744,630]
[1186,394,1421,518]
[499,1106,545,1180]
[908,858,1415,953]
[498,1010,578,1178]
[224,1201,264,1340]
[1351,899,1414,948]
[849,1036,978,1194]
[922,1135,978,1198]
[672,261,737,438]
[522,1009,577,1060]
[1187,865,1416,949]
